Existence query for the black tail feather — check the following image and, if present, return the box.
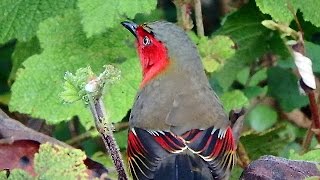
[154,153,214,180]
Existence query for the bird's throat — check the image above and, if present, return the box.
[137,41,170,88]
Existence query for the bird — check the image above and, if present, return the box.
[121,21,236,180]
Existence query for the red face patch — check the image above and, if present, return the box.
[135,26,170,87]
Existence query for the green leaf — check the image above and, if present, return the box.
[241,126,288,160]
[305,41,320,73]
[236,67,250,85]
[214,58,246,91]
[0,42,15,95]
[0,92,10,104]
[243,86,267,99]
[35,143,87,180]
[214,1,289,90]
[104,58,140,122]
[134,9,165,24]
[61,65,121,104]
[198,35,236,73]
[5,144,96,180]
[216,2,274,63]
[289,149,320,162]
[78,0,157,37]
[0,0,76,44]
[114,130,128,149]
[245,104,278,132]
[9,10,140,129]
[277,57,295,69]
[267,67,309,112]
[255,0,320,27]
[230,166,243,180]
[255,0,294,24]
[81,139,100,157]
[7,169,33,180]
[305,176,320,180]
[248,68,267,86]
[0,171,6,179]
[220,90,249,113]
[9,37,41,83]
[279,142,301,158]
[60,67,95,104]
[293,0,320,27]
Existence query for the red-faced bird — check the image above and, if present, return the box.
[122,21,236,180]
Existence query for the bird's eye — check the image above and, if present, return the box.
[143,36,151,46]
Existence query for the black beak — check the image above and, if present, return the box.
[121,21,138,38]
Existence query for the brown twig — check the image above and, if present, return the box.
[173,0,193,31]
[282,110,311,129]
[194,0,204,36]
[307,92,320,141]
[66,122,129,145]
[302,121,314,153]
[65,129,98,145]
[88,97,128,180]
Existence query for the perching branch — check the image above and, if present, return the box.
[84,67,127,180]
[87,95,128,180]
[61,65,127,179]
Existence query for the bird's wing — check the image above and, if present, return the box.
[183,126,236,177]
[127,127,186,179]
[127,126,236,180]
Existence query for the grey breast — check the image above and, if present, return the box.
[130,21,229,135]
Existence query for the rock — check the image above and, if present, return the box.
[240,155,320,180]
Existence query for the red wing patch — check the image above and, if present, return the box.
[127,128,186,180]
[183,127,236,175]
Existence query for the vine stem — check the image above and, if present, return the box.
[194,0,204,36]
[307,91,320,141]
[292,39,320,150]
[88,96,128,180]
